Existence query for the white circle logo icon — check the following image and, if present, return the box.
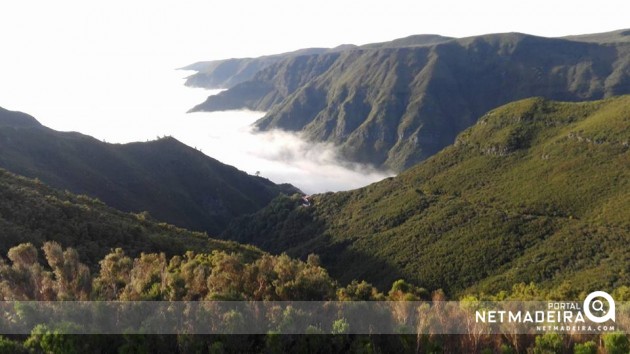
[583,291,615,323]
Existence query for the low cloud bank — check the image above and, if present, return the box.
[178,110,394,194]
[0,62,394,194]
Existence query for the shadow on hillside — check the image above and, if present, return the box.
[220,197,405,291]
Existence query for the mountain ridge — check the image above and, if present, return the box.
[563,28,630,43]
[181,34,456,91]
[189,30,630,171]
[0,166,263,269]
[181,47,350,89]
[0,107,299,235]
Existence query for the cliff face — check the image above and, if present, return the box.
[182,47,346,90]
[189,52,343,112]
[189,30,630,171]
[182,35,452,90]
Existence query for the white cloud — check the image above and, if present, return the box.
[179,109,394,194]
[1,0,626,192]
[242,126,394,194]
[0,63,391,194]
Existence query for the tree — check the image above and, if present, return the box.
[207,252,245,300]
[572,341,597,354]
[337,280,384,301]
[42,242,91,300]
[242,253,336,301]
[170,251,212,300]
[92,248,133,300]
[388,279,429,301]
[602,333,630,354]
[25,323,84,354]
[532,333,563,354]
[120,253,167,300]
[0,336,28,353]
[0,243,54,300]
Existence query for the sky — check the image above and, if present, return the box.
[1,0,627,65]
[0,0,628,192]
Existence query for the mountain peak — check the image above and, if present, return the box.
[0,110,300,235]
[0,107,42,128]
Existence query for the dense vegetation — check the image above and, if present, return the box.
[223,96,630,295]
[0,99,628,351]
[0,167,261,268]
[190,29,630,171]
[0,107,298,235]
[0,241,628,353]
[1,29,629,352]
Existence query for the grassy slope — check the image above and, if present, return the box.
[222,96,630,295]
[0,107,298,235]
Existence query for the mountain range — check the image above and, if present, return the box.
[188,29,630,171]
[0,107,298,235]
[222,95,630,295]
[1,29,628,296]
[182,34,454,90]
[0,24,629,353]
[0,95,627,352]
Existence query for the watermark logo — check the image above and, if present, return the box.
[474,290,619,333]
[583,291,615,323]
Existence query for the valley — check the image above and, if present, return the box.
[221,96,630,295]
[0,24,628,352]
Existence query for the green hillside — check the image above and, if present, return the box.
[0,101,627,352]
[0,167,261,268]
[191,30,630,171]
[0,156,627,354]
[222,96,630,295]
[0,107,298,235]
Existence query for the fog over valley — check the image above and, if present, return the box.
[0,1,629,351]
[0,65,392,194]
